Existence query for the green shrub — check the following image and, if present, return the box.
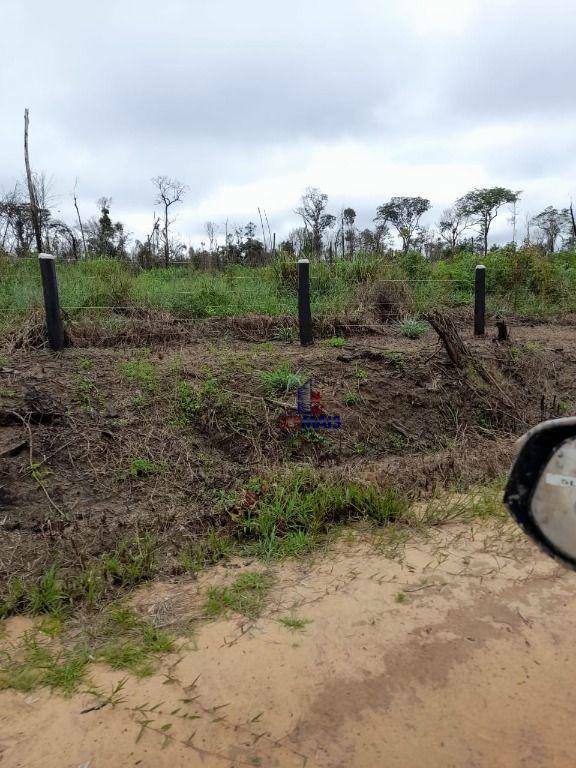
[398,317,428,339]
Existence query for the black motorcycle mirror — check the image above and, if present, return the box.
[505,417,576,570]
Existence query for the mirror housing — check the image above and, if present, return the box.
[505,417,576,570]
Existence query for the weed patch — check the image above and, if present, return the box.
[325,336,346,347]
[204,572,272,619]
[398,317,428,339]
[118,356,157,391]
[259,364,304,395]
[173,371,229,425]
[128,457,161,478]
[96,605,174,677]
[0,631,89,695]
[179,529,234,573]
[278,616,312,632]
[232,471,409,559]
[343,389,360,406]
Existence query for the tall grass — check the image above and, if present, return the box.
[2,245,576,327]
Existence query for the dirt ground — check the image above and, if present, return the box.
[2,320,576,590]
[2,519,575,768]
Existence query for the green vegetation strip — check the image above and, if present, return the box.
[0,474,507,696]
[2,246,576,327]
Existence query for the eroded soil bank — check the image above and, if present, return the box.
[2,322,575,593]
[1,521,575,768]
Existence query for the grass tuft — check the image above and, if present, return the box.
[118,356,157,390]
[278,616,312,632]
[259,364,304,395]
[204,572,272,619]
[398,317,428,339]
[234,470,409,560]
[128,457,160,478]
[0,631,89,696]
[97,605,174,677]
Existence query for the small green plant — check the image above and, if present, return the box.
[524,342,544,355]
[100,534,157,588]
[28,461,49,487]
[394,591,407,603]
[76,376,99,410]
[168,353,184,374]
[26,565,70,618]
[273,327,295,342]
[79,358,93,370]
[0,578,25,619]
[509,345,521,362]
[0,631,89,695]
[420,480,506,526]
[0,564,72,620]
[373,526,410,560]
[83,676,129,709]
[204,572,272,619]
[132,393,146,409]
[354,366,368,381]
[343,389,360,406]
[388,431,407,452]
[383,350,406,371]
[97,605,174,677]
[326,336,346,347]
[128,457,160,479]
[173,371,227,425]
[398,317,428,339]
[179,528,234,573]
[278,616,312,632]
[259,365,304,395]
[118,358,157,391]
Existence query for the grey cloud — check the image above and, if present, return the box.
[1,0,575,243]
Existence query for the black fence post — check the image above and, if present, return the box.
[39,253,65,351]
[474,264,486,336]
[298,258,313,346]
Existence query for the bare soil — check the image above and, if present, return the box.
[2,319,576,590]
[1,521,575,767]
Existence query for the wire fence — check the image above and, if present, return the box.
[1,258,575,334]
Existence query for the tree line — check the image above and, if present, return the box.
[1,175,575,266]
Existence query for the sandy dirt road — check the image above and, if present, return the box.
[1,521,576,768]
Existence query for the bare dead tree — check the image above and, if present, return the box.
[147,213,160,260]
[257,207,268,253]
[0,184,20,251]
[295,188,336,257]
[204,221,218,253]
[263,208,273,252]
[570,202,576,242]
[73,179,87,258]
[438,206,471,250]
[151,176,187,267]
[23,109,43,253]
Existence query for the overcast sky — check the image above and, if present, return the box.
[2,0,575,247]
